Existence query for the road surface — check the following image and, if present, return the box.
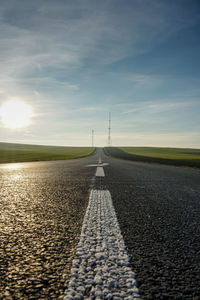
[0,149,199,299]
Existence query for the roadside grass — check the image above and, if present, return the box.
[0,142,95,163]
[104,146,200,169]
[121,147,200,161]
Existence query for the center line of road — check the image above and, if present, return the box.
[95,166,105,177]
[64,189,140,299]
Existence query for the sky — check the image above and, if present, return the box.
[0,0,200,147]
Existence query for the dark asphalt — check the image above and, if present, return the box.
[1,150,200,299]
[100,152,200,300]
[0,155,98,299]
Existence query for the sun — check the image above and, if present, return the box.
[0,100,32,129]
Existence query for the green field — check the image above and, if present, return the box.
[0,142,95,163]
[121,147,200,161]
[104,146,200,168]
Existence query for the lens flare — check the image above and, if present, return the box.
[0,100,32,129]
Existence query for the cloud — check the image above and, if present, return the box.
[0,0,198,96]
[120,100,200,115]
[111,99,200,136]
[0,0,197,78]
[33,90,40,97]
[121,74,164,89]
[0,1,199,147]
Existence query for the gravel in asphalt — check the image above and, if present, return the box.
[101,154,200,300]
[64,189,139,299]
[0,157,97,299]
[1,150,200,299]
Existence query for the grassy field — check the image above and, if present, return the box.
[0,142,95,163]
[104,146,200,168]
[121,146,200,161]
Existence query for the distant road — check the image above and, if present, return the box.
[0,149,199,299]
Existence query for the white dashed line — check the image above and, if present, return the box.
[95,166,105,177]
[64,190,140,299]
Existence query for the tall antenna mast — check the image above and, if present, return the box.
[92,129,94,147]
[108,112,111,146]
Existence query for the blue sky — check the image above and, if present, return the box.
[0,0,200,147]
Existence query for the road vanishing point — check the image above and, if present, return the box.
[0,149,200,299]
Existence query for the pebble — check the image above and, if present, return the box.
[64,190,140,299]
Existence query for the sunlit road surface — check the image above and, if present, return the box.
[1,150,200,299]
[0,156,96,299]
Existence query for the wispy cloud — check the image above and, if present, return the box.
[0,1,199,147]
[120,73,163,89]
[0,0,197,99]
[120,100,200,115]
[0,0,197,79]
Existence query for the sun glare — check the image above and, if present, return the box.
[0,100,32,129]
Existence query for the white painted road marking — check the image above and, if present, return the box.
[86,163,109,167]
[64,190,140,299]
[95,166,105,177]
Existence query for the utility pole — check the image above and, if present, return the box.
[92,129,94,147]
[108,112,111,146]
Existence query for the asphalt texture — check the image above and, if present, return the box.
[0,156,97,299]
[100,152,200,300]
[1,149,200,299]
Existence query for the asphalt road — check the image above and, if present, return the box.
[1,149,200,299]
[0,155,98,299]
[100,151,200,300]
